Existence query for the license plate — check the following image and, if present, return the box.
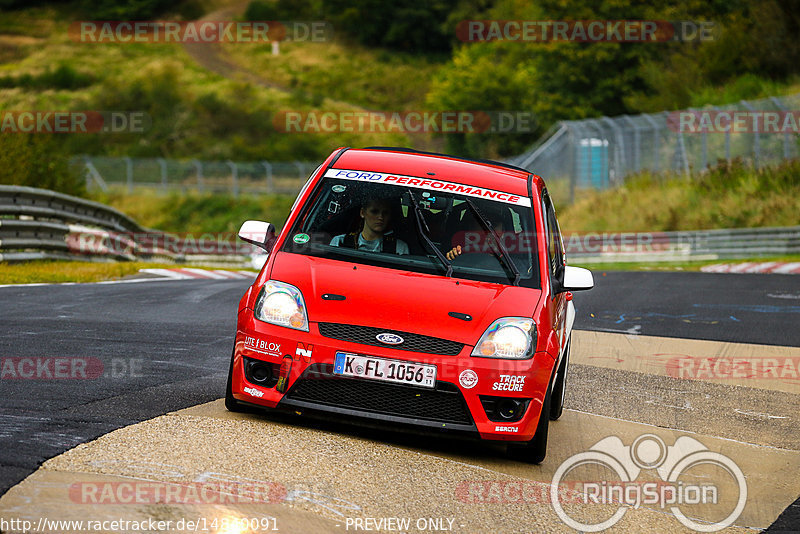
[333,352,437,389]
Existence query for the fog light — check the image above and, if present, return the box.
[497,399,522,420]
[479,395,531,422]
[247,361,272,384]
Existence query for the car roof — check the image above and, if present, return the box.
[331,147,540,199]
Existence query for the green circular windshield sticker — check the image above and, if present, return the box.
[332,185,346,193]
[293,233,310,244]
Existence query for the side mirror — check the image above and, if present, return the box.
[238,220,276,252]
[561,265,594,291]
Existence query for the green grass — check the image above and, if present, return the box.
[221,38,443,111]
[558,159,800,233]
[89,190,297,234]
[0,261,190,284]
[0,3,409,160]
[570,255,800,273]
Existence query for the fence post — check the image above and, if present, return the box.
[622,116,640,173]
[157,158,167,192]
[83,156,109,192]
[740,100,759,169]
[293,161,305,179]
[642,114,660,174]
[701,122,708,171]
[567,123,578,204]
[124,157,133,193]
[192,160,203,193]
[600,117,625,185]
[227,161,238,198]
[770,96,791,160]
[261,161,274,193]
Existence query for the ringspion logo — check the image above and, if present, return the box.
[551,434,747,532]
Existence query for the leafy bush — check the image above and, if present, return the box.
[0,64,93,90]
[79,0,174,19]
[0,135,85,196]
[244,0,316,20]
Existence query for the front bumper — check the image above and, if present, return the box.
[231,311,555,442]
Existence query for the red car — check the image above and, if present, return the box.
[226,147,593,463]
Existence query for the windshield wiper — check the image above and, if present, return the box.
[464,198,520,286]
[406,189,453,277]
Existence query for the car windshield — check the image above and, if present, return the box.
[281,171,540,288]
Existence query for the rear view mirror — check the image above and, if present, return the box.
[562,265,594,291]
[238,220,276,252]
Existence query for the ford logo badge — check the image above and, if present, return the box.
[376,333,404,345]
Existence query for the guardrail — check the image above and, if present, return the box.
[0,185,253,265]
[2,186,798,266]
[565,226,800,263]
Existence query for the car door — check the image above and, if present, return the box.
[542,190,568,358]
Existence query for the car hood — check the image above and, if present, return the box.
[268,252,542,345]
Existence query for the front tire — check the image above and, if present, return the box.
[225,350,244,412]
[549,334,571,421]
[507,385,551,464]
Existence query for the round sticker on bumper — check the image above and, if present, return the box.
[459,369,478,389]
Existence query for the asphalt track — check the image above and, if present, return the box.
[0,271,798,532]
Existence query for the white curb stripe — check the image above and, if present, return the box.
[774,262,800,274]
[139,268,194,279]
[179,268,228,279]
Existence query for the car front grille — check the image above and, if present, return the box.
[286,364,473,425]
[317,322,464,356]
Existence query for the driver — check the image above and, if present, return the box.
[446,205,506,260]
[331,198,410,255]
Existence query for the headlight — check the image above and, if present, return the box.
[254,280,309,331]
[472,318,536,359]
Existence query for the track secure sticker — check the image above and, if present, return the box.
[293,233,310,244]
[492,374,526,392]
[459,369,479,389]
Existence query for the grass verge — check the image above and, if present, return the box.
[89,190,296,234]
[558,159,800,232]
[570,255,800,273]
[0,261,250,285]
